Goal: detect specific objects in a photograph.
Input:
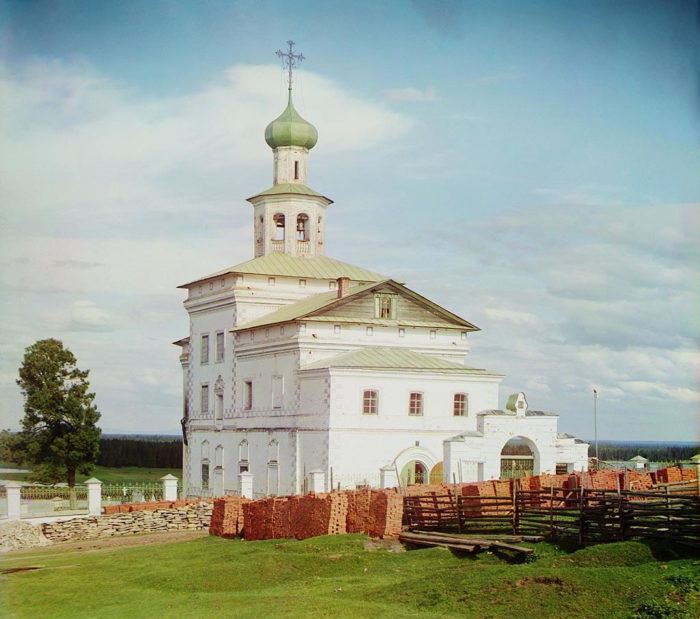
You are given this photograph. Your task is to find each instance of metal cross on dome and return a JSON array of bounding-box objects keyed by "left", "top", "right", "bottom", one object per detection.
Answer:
[{"left": 276, "top": 40, "right": 305, "bottom": 90}]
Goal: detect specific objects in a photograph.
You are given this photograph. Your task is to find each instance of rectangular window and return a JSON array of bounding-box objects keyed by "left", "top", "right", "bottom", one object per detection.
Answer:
[
  {"left": 201, "top": 462, "right": 209, "bottom": 489},
  {"left": 409, "top": 392, "right": 423, "bottom": 416},
  {"left": 453, "top": 393, "right": 468, "bottom": 417},
  {"left": 329, "top": 280, "right": 337, "bottom": 290},
  {"left": 200, "top": 384, "right": 209, "bottom": 414},
  {"left": 215, "top": 331, "right": 224, "bottom": 362},
  {"left": 200, "top": 334, "right": 209, "bottom": 364},
  {"left": 239, "top": 463, "right": 249, "bottom": 473},
  {"left": 398, "top": 328, "right": 405, "bottom": 337},
  {"left": 366, "top": 326, "right": 373, "bottom": 336},
  {"left": 461, "top": 331, "right": 468, "bottom": 341},
  {"left": 362, "top": 390, "right": 378, "bottom": 415},
  {"left": 556, "top": 463, "right": 569, "bottom": 475},
  {"left": 268, "top": 277, "right": 275, "bottom": 286},
  {"left": 299, "top": 323, "right": 307, "bottom": 334},
  {"left": 430, "top": 330, "right": 436, "bottom": 340},
  {"left": 272, "top": 376, "right": 283, "bottom": 409},
  {"left": 243, "top": 381, "right": 252, "bottom": 410},
  {"left": 375, "top": 294, "right": 396, "bottom": 319},
  {"left": 280, "top": 326, "right": 285, "bottom": 335},
  {"left": 299, "top": 279, "right": 306, "bottom": 288},
  {"left": 294, "top": 160, "right": 299, "bottom": 180},
  {"left": 334, "top": 324, "right": 341, "bottom": 335}
]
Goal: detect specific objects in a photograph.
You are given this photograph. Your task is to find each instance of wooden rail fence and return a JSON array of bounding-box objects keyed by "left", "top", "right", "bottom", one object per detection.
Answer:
[{"left": 404, "top": 484, "right": 699, "bottom": 546}]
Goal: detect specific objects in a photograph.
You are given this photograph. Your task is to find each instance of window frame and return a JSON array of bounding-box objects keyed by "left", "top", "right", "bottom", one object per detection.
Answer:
[
  {"left": 453, "top": 393, "right": 468, "bottom": 417},
  {"left": 200, "top": 333, "right": 209, "bottom": 364},
  {"left": 200, "top": 383, "right": 209, "bottom": 414},
  {"left": 215, "top": 331, "right": 224, "bottom": 362},
  {"left": 374, "top": 293, "right": 397, "bottom": 319},
  {"left": 408, "top": 392, "right": 424, "bottom": 416},
  {"left": 362, "top": 389, "right": 378, "bottom": 415},
  {"left": 243, "top": 380, "right": 253, "bottom": 411}
]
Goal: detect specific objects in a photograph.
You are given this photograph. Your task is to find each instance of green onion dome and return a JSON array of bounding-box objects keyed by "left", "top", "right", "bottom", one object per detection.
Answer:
[{"left": 264, "top": 91, "right": 318, "bottom": 150}]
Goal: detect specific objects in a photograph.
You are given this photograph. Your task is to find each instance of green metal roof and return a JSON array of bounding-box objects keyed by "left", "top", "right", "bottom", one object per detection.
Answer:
[
  {"left": 178, "top": 254, "right": 385, "bottom": 288},
  {"left": 232, "top": 278, "right": 480, "bottom": 332},
  {"left": 301, "top": 347, "right": 499, "bottom": 375},
  {"left": 247, "top": 183, "right": 332, "bottom": 203},
  {"left": 264, "top": 91, "right": 318, "bottom": 150},
  {"left": 233, "top": 281, "right": 383, "bottom": 330}
]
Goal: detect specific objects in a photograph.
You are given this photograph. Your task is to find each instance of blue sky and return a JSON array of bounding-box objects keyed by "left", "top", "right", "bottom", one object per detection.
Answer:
[{"left": 1, "top": 0, "right": 698, "bottom": 440}]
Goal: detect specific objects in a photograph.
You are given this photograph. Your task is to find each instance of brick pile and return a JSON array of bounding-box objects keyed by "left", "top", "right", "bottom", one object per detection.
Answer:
[
  {"left": 345, "top": 488, "right": 372, "bottom": 534},
  {"left": 655, "top": 466, "right": 697, "bottom": 484},
  {"left": 209, "top": 495, "right": 249, "bottom": 537},
  {"left": 365, "top": 489, "right": 403, "bottom": 539}
]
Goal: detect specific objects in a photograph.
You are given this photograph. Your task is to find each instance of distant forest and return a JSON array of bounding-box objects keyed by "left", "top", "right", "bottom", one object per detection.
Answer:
[
  {"left": 591, "top": 442, "right": 699, "bottom": 463},
  {"left": 98, "top": 437, "right": 182, "bottom": 468}
]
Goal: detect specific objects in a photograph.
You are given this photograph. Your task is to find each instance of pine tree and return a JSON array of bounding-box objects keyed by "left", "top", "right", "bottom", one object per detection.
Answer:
[{"left": 16, "top": 339, "right": 101, "bottom": 487}]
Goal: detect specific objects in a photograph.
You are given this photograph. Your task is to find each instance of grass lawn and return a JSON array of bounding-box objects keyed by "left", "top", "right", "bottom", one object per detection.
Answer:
[
  {"left": 2, "top": 534, "right": 698, "bottom": 618},
  {"left": 0, "top": 465, "right": 181, "bottom": 484}
]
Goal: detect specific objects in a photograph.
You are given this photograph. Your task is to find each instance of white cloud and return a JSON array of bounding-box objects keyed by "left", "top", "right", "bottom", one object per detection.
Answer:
[{"left": 385, "top": 87, "right": 440, "bottom": 102}]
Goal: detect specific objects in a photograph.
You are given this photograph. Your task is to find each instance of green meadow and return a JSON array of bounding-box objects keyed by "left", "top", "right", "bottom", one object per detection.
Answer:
[{"left": 2, "top": 534, "right": 697, "bottom": 618}]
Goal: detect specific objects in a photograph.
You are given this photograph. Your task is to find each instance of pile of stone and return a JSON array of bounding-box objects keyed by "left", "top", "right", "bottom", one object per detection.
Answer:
[
  {"left": 0, "top": 520, "right": 52, "bottom": 553},
  {"left": 41, "top": 503, "right": 213, "bottom": 543}
]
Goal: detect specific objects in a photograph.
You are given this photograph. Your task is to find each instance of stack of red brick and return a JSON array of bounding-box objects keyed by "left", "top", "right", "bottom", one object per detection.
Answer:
[
  {"left": 207, "top": 467, "right": 696, "bottom": 542},
  {"left": 209, "top": 494, "right": 249, "bottom": 536}
]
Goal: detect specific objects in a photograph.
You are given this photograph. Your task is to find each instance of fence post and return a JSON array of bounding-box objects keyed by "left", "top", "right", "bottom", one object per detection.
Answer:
[
  {"left": 6, "top": 481, "right": 21, "bottom": 521},
  {"left": 238, "top": 472, "right": 253, "bottom": 499},
  {"left": 85, "top": 478, "right": 102, "bottom": 516},
  {"left": 161, "top": 474, "right": 179, "bottom": 502},
  {"left": 690, "top": 454, "right": 700, "bottom": 496},
  {"left": 308, "top": 470, "right": 325, "bottom": 493}
]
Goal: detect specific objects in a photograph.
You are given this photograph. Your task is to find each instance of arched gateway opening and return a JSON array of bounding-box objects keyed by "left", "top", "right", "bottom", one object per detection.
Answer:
[
  {"left": 500, "top": 437, "right": 536, "bottom": 479},
  {"left": 400, "top": 461, "right": 428, "bottom": 485}
]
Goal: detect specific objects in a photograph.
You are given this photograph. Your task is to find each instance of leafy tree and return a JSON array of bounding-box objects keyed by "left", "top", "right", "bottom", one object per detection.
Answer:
[{"left": 16, "top": 338, "right": 101, "bottom": 487}]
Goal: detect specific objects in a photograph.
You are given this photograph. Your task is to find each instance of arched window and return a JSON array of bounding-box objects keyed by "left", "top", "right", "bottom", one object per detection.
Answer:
[
  {"left": 215, "top": 444, "right": 224, "bottom": 467},
  {"left": 268, "top": 438, "right": 279, "bottom": 464},
  {"left": 238, "top": 439, "right": 249, "bottom": 462},
  {"left": 238, "top": 439, "right": 249, "bottom": 473},
  {"left": 273, "top": 214, "right": 285, "bottom": 241},
  {"left": 296, "top": 214, "right": 309, "bottom": 241}
]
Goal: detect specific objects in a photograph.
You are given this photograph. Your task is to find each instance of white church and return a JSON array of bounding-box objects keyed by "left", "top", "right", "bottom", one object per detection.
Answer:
[{"left": 175, "top": 47, "right": 588, "bottom": 497}]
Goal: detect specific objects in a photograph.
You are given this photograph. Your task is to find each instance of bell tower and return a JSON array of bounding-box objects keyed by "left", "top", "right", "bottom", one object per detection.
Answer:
[{"left": 246, "top": 41, "right": 332, "bottom": 259}]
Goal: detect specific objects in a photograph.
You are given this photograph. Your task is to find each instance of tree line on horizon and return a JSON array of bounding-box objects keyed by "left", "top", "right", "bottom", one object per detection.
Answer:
[
  {"left": 97, "top": 437, "right": 182, "bottom": 468},
  {"left": 592, "top": 443, "right": 698, "bottom": 463}
]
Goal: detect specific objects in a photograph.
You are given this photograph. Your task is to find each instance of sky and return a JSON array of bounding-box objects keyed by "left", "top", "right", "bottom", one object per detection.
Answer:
[{"left": 0, "top": 0, "right": 698, "bottom": 441}]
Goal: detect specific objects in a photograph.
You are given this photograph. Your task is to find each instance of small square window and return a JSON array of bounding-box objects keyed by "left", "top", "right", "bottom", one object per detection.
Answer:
[
  {"left": 362, "top": 390, "right": 378, "bottom": 415},
  {"left": 329, "top": 281, "right": 337, "bottom": 289},
  {"left": 398, "top": 328, "right": 405, "bottom": 338},
  {"left": 334, "top": 325, "right": 341, "bottom": 335},
  {"left": 299, "top": 279, "right": 306, "bottom": 288},
  {"left": 268, "top": 277, "right": 275, "bottom": 286},
  {"left": 280, "top": 326, "right": 285, "bottom": 335},
  {"left": 366, "top": 326, "right": 373, "bottom": 336},
  {"left": 461, "top": 331, "right": 467, "bottom": 341},
  {"left": 430, "top": 330, "right": 436, "bottom": 340},
  {"left": 409, "top": 392, "right": 423, "bottom": 416},
  {"left": 300, "top": 323, "right": 306, "bottom": 334}
]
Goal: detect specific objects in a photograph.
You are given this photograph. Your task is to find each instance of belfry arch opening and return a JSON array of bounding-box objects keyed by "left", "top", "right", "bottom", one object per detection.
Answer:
[
  {"left": 273, "top": 214, "right": 285, "bottom": 241},
  {"left": 500, "top": 436, "right": 537, "bottom": 479},
  {"left": 296, "top": 214, "right": 309, "bottom": 242}
]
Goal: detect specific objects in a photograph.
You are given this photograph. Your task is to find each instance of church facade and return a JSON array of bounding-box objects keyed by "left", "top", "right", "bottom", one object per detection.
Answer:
[{"left": 175, "top": 65, "right": 588, "bottom": 497}]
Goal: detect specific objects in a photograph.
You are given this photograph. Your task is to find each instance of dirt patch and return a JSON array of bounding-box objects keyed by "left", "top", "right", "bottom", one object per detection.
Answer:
[
  {"left": 363, "top": 538, "right": 404, "bottom": 553},
  {"left": 515, "top": 576, "right": 564, "bottom": 587}
]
